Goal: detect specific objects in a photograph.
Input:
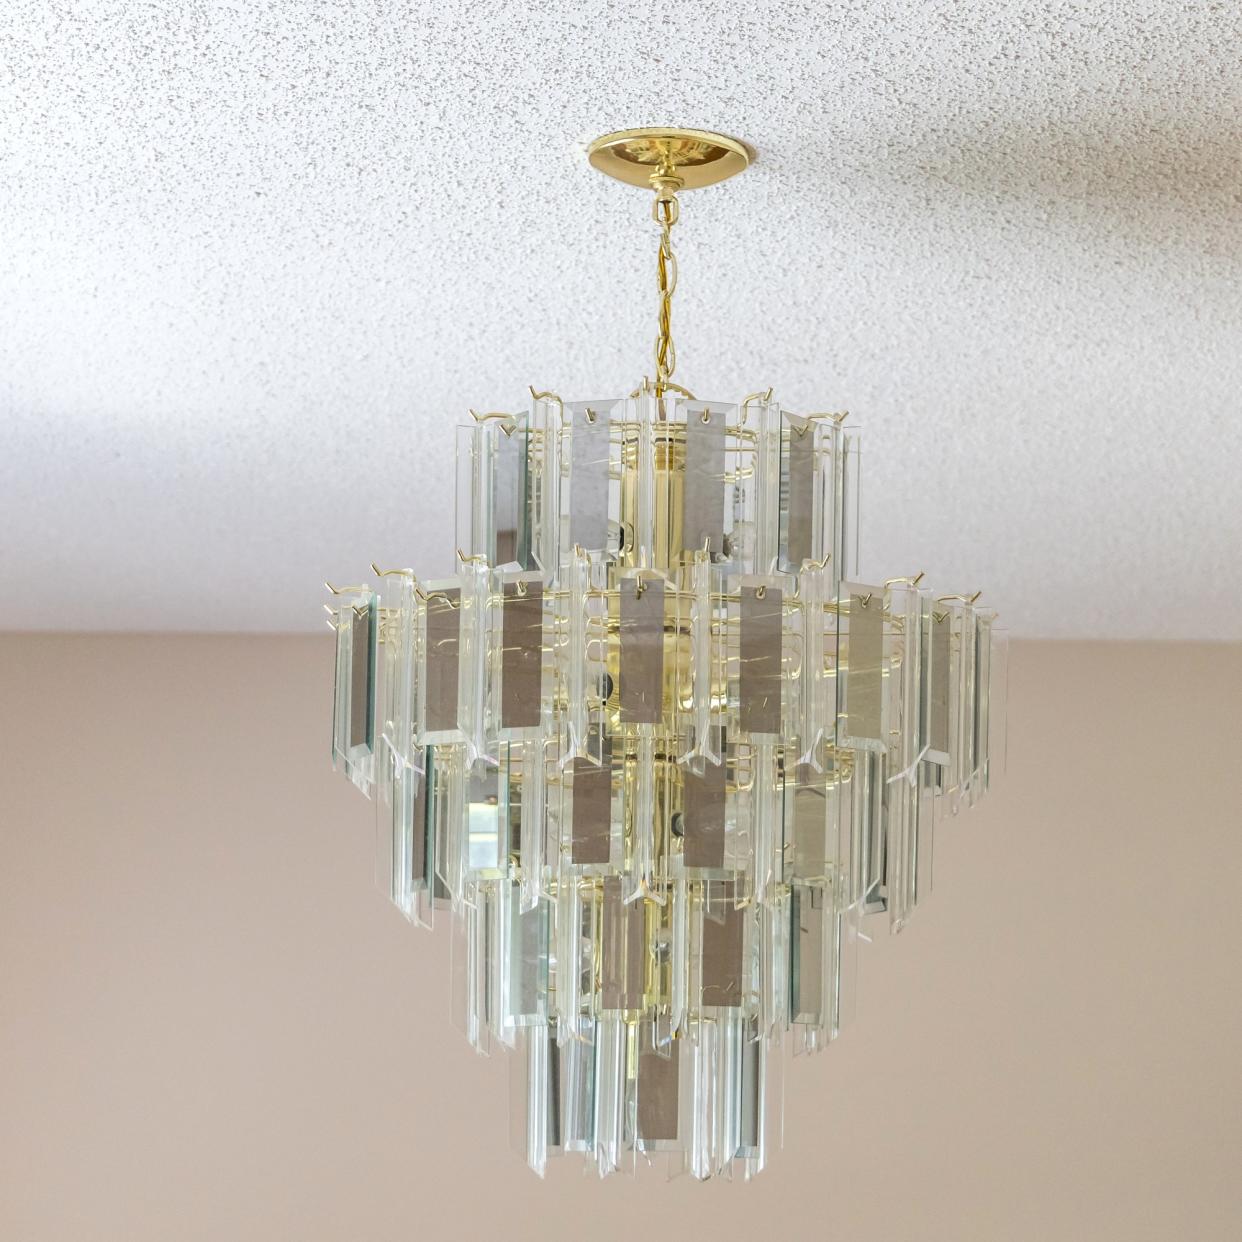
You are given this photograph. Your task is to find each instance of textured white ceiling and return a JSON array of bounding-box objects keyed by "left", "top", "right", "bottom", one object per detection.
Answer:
[{"left": 3, "top": 1, "right": 1241, "bottom": 637}]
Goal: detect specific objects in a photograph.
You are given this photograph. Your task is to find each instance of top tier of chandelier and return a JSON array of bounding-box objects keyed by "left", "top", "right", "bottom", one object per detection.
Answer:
[{"left": 328, "top": 386, "right": 1007, "bottom": 1180}]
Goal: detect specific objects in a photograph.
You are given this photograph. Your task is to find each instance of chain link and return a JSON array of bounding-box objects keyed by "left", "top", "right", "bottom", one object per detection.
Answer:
[{"left": 652, "top": 181, "right": 681, "bottom": 393}]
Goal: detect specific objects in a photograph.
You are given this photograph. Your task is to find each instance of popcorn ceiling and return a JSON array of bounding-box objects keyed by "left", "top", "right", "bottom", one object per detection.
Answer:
[{"left": 1, "top": 1, "right": 1240, "bottom": 637}]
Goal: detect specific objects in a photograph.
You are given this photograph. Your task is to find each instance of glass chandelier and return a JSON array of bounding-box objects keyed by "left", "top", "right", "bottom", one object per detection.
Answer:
[{"left": 327, "top": 128, "right": 1007, "bottom": 1180}]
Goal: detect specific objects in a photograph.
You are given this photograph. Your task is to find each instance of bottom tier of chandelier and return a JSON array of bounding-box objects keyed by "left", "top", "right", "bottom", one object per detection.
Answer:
[{"left": 328, "top": 389, "right": 1006, "bottom": 1179}]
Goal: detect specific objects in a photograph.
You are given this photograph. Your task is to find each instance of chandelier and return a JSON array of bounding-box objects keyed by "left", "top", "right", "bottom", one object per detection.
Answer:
[{"left": 327, "top": 128, "right": 1007, "bottom": 1180}]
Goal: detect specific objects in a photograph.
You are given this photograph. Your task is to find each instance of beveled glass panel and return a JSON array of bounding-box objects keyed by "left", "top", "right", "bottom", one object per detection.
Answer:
[
  {"left": 927, "top": 603, "right": 951, "bottom": 762},
  {"left": 567, "top": 401, "right": 613, "bottom": 554},
  {"left": 466, "top": 759, "right": 504, "bottom": 874},
  {"left": 618, "top": 575, "right": 664, "bottom": 725},
  {"left": 493, "top": 415, "right": 529, "bottom": 567},
  {"left": 560, "top": 1023, "right": 597, "bottom": 1152},
  {"left": 681, "top": 401, "right": 727, "bottom": 561},
  {"left": 331, "top": 589, "right": 377, "bottom": 796},
  {"left": 348, "top": 597, "right": 375, "bottom": 751},
  {"left": 503, "top": 881, "right": 549, "bottom": 1025},
  {"left": 682, "top": 727, "right": 726, "bottom": 869},
  {"left": 600, "top": 875, "right": 645, "bottom": 1011}
]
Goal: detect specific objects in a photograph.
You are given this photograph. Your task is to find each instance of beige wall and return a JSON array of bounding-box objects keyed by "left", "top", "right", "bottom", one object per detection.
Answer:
[{"left": 1, "top": 635, "right": 1239, "bottom": 1240}]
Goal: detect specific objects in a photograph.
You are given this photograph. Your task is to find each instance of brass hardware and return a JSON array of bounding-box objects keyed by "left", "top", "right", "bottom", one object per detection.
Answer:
[
  {"left": 324, "top": 581, "right": 368, "bottom": 595},
  {"left": 528, "top": 386, "right": 563, "bottom": 411},
  {"left": 739, "top": 388, "right": 773, "bottom": 428},
  {"left": 469, "top": 409, "right": 517, "bottom": 436},
  {"left": 654, "top": 182, "right": 678, "bottom": 393},
  {"left": 415, "top": 587, "right": 460, "bottom": 608},
  {"left": 587, "top": 128, "right": 751, "bottom": 191},
  {"left": 590, "top": 130, "right": 750, "bottom": 401}
]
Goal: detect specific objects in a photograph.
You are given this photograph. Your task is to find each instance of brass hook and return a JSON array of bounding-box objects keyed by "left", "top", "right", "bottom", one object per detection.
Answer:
[
  {"left": 469, "top": 409, "right": 517, "bottom": 436},
  {"left": 528, "top": 386, "right": 564, "bottom": 423},
  {"left": 738, "top": 387, "right": 773, "bottom": 428}
]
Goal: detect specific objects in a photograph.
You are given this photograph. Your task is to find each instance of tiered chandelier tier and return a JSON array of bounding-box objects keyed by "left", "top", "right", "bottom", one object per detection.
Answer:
[{"left": 327, "top": 129, "right": 1006, "bottom": 1180}]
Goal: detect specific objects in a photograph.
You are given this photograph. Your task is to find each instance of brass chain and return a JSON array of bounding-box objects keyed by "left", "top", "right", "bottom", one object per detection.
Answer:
[{"left": 651, "top": 173, "right": 682, "bottom": 393}]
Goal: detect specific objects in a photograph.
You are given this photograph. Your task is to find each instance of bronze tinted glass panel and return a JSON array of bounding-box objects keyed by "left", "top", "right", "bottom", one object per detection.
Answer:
[
  {"left": 682, "top": 731, "right": 726, "bottom": 869},
  {"left": 348, "top": 602, "right": 373, "bottom": 749},
  {"left": 619, "top": 577, "right": 664, "bottom": 725},
  {"left": 739, "top": 584, "right": 783, "bottom": 734},
  {"left": 790, "top": 884, "right": 824, "bottom": 1021},
  {"left": 425, "top": 588, "right": 461, "bottom": 733},
  {"left": 410, "top": 767, "right": 428, "bottom": 883},
  {"left": 738, "top": 1029, "right": 762, "bottom": 1151},
  {"left": 847, "top": 589, "right": 883, "bottom": 741},
  {"left": 784, "top": 414, "right": 816, "bottom": 567},
  {"left": 570, "top": 405, "right": 611, "bottom": 552},
  {"left": 637, "top": 1038, "right": 680, "bottom": 1142},
  {"left": 682, "top": 406, "right": 726, "bottom": 560},
  {"left": 791, "top": 766, "right": 827, "bottom": 880},
  {"left": 701, "top": 886, "right": 744, "bottom": 1008},
  {"left": 570, "top": 733, "right": 612, "bottom": 865},
  {"left": 544, "top": 1030, "right": 563, "bottom": 1148},
  {"left": 501, "top": 579, "right": 543, "bottom": 729}
]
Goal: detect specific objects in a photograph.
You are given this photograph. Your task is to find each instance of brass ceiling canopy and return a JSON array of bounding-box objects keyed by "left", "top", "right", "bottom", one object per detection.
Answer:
[{"left": 587, "top": 127, "right": 751, "bottom": 190}]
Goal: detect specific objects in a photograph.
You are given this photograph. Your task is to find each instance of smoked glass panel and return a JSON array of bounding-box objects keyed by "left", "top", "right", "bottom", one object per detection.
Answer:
[
  {"left": 702, "top": 884, "right": 744, "bottom": 1008},
  {"left": 682, "top": 402, "right": 727, "bottom": 561},
  {"left": 569, "top": 733, "right": 612, "bottom": 866},
  {"left": 682, "top": 727, "right": 726, "bottom": 869},
  {"left": 500, "top": 577, "right": 543, "bottom": 729},
  {"left": 739, "top": 583, "right": 782, "bottom": 735},
  {"left": 619, "top": 576, "right": 664, "bottom": 725},
  {"left": 424, "top": 585, "right": 462, "bottom": 735}
]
